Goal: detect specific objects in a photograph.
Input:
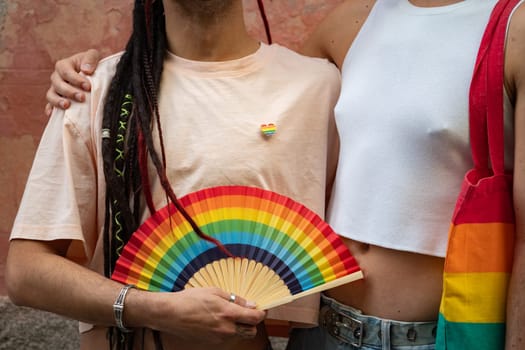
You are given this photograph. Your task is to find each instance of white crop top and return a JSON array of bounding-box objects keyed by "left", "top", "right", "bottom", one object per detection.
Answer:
[{"left": 326, "top": 0, "right": 515, "bottom": 257}]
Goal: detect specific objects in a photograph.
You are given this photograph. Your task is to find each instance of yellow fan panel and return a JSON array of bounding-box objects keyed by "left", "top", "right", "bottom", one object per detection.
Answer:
[{"left": 185, "top": 257, "right": 292, "bottom": 309}]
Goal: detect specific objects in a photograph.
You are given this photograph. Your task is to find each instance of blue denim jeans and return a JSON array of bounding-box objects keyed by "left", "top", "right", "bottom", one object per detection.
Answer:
[{"left": 286, "top": 295, "right": 436, "bottom": 350}]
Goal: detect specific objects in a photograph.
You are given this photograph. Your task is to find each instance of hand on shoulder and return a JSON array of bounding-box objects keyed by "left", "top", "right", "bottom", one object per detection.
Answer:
[{"left": 45, "top": 49, "right": 101, "bottom": 117}]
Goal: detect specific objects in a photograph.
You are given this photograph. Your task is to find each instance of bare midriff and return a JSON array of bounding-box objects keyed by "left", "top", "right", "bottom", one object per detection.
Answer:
[{"left": 325, "top": 237, "right": 445, "bottom": 322}]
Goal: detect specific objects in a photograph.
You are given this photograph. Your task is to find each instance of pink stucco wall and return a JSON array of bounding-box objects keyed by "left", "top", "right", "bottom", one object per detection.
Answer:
[{"left": 0, "top": 1, "right": 342, "bottom": 295}]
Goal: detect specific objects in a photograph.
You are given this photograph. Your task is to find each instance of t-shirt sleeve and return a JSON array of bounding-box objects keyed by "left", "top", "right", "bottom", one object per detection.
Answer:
[{"left": 10, "top": 106, "right": 98, "bottom": 264}]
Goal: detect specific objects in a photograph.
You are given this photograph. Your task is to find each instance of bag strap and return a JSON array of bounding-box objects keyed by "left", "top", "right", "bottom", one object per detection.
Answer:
[{"left": 469, "top": 0, "right": 519, "bottom": 175}]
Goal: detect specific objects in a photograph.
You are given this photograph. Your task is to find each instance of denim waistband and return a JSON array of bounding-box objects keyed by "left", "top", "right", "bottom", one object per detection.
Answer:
[{"left": 319, "top": 295, "right": 437, "bottom": 348}]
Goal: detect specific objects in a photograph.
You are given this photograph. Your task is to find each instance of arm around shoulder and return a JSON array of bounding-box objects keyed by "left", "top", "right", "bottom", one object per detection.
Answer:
[{"left": 45, "top": 49, "right": 101, "bottom": 117}]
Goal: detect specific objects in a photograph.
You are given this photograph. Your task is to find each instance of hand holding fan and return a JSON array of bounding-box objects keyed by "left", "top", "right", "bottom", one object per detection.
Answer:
[{"left": 111, "top": 186, "right": 363, "bottom": 310}]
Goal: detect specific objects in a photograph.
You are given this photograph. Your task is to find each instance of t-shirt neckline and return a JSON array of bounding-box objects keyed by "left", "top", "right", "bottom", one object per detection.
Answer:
[{"left": 165, "top": 42, "right": 270, "bottom": 77}]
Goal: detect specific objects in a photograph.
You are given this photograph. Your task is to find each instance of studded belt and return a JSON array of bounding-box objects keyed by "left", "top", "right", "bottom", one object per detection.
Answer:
[{"left": 319, "top": 299, "right": 437, "bottom": 348}]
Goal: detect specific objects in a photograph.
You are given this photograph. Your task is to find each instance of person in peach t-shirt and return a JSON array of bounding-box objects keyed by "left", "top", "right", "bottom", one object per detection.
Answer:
[
  {"left": 6, "top": 1, "right": 340, "bottom": 350},
  {"left": 43, "top": 1, "right": 525, "bottom": 350}
]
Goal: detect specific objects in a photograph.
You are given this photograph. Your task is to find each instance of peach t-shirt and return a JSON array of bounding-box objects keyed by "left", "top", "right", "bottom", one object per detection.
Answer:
[{"left": 11, "top": 43, "right": 341, "bottom": 333}]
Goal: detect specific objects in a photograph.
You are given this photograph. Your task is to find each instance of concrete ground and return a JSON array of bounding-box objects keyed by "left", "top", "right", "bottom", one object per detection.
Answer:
[
  {"left": 0, "top": 296, "right": 287, "bottom": 350},
  {"left": 0, "top": 296, "right": 79, "bottom": 350}
]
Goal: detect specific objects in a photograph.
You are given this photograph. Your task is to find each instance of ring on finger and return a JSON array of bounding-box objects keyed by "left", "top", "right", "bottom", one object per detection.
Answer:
[{"left": 229, "top": 293, "right": 236, "bottom": 303}]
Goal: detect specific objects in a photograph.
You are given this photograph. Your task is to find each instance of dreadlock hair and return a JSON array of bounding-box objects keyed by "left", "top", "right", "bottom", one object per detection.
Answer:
[
  {"left": 101, "top": 1, "right": 273, "bottom": 348},
  {"left": 101, "top": 1, "right": 235, "bottom": 349},
  {"left": 101, "top": 0, "right": 164, "bottom": 347}
]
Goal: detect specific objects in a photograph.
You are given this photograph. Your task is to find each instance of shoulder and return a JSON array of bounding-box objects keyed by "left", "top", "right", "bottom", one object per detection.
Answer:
[
  {"left": 81, "top": 52, "right": 124, "bottom": 117},
  {"left": 300, "top": 0, "right": 376, "bottom": 68},
  {"left": 64, "top": 52, "right": 124, "bottom": 140},
  {"left": 268, "top": 43, "right": 341, "bottom": 88},
  {"left": 88, "top": 52, "right": 124, "bottom": 88},
  {"left": 269, "top": 44, "right": 338, "bottom": 70},
  {"left": 505, "top": 1, "right": 525, "bottom": 99}
]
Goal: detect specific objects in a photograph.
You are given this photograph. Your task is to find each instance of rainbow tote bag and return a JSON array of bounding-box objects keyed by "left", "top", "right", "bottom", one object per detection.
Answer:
[{"left": 435, "top": 1, "right": 519, "bottom": 349}]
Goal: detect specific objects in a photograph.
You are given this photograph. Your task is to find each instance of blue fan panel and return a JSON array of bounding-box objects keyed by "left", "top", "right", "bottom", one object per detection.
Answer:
[{"left": 171, "top": 244, "right": 303, "bottom": 294}]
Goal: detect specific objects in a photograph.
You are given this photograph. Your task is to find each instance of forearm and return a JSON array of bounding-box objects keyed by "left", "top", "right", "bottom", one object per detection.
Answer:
[
  {"left": 6, "top": 239, "right": 266, "bottom": 343},
  {"left": 6, "top": 239, "right": 132, "bottom": 327}
]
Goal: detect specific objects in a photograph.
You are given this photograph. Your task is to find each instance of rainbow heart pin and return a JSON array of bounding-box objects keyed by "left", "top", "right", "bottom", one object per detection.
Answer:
[{"left": 260, "top": 123, "right": 276, "bottom": 136}]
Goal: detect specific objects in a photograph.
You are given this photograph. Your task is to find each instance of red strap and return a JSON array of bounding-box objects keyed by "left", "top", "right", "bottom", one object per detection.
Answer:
[
  {"left": 257, "top": 0, "right": 272, "bottom": 44},
  {"left": 469, "top": 0, "right": 519, "bottom": 175}
]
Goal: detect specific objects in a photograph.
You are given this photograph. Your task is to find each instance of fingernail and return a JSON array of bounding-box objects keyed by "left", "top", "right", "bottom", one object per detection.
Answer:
[
  {"left": 81, "top": 63, "right": 92, "bottom": 71},
  {"left": 75, "top": 92, "right": 84, "bottom": 102},
  {"left": 81, "top": 82, "right": 91, "bottom": 91},
  {"left": 246, "top": 300, "right": 256, "bottom": 308},
  {"left": 59, "top": 100, "right": 68, "bottom": 109}
]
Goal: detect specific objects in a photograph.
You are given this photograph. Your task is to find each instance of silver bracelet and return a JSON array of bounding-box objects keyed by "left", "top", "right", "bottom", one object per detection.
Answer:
[{"left": 113, "top": 284, "right": 135, "bottom": 333}]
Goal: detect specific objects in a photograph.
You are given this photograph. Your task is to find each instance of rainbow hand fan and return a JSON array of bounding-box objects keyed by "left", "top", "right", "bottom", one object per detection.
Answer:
[{"left": 111, "top": 186, "right": 363, "bottom": 309}]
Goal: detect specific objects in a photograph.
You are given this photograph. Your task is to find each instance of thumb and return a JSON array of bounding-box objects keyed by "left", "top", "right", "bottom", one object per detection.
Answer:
[{"left": 79, "top": 49, "right": 101, "bottom": 75}]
